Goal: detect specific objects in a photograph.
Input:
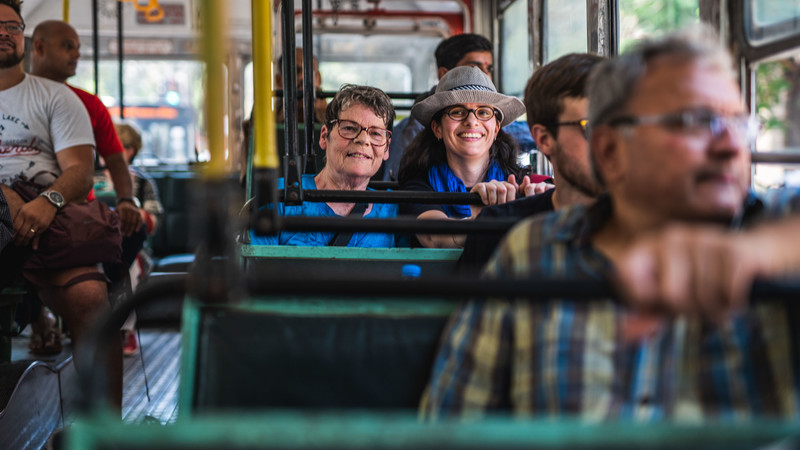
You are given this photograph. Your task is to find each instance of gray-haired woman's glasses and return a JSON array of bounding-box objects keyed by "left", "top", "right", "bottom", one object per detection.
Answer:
[
  {"left": 331, "top": 119, "right": 391, "bottom": 146},
  {"left": 445, "top": 106, "right": 501, "bottom": 122}
]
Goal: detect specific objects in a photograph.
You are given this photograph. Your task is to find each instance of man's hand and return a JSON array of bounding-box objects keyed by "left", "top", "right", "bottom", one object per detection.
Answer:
[
  {"left": 517, "top": 175, "right": 555, "bottom": 197},
  {"left": 12, "top": 197, "right": 58, "bottom": 249},
  {"left": 116, "top": 200, "right": 142, "bottom": 236},
  {"left": 611, "top": 224, "right": 767, "bottom": 323}
]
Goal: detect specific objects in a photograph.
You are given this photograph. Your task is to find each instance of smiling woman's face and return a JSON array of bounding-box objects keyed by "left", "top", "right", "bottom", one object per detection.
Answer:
[
  {"left": 319, "top": 102, "right": 390, "bottom": 180},
  {"left": 431, "top": 102, "right": 500, "bottom": 162}
]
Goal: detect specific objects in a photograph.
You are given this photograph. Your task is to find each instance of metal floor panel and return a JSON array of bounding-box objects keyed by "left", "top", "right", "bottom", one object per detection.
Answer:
[{"left": 122, "top": 329, "right": 181, "bottom": 425}]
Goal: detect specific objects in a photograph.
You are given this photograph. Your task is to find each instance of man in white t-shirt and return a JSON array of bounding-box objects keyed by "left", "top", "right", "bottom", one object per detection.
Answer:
[{"left": 0, "top": 0, "right": 122, "bottom": 409}]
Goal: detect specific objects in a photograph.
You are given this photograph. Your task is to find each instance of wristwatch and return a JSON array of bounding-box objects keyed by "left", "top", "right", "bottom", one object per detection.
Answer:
[
  {"left": 117, "top": 196, "right": 141, "bottom": 208},
  {"left": 40, "top": 190, "right": 65, "bottom": 209}
]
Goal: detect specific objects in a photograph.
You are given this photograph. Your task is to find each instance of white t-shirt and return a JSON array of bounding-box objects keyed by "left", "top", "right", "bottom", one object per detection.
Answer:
[{"left": 0, "top": 74, "right": 95, "bottom": 186}]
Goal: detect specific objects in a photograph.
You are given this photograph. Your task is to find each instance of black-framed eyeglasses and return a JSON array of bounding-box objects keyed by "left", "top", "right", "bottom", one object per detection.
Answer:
[
  {"left": 556, "top": 119, "right": 589, "bottom": 139},
  {"left": 444, "top": 106, "right": 501, "bottom": 122},
  {"left": 608, "top": 109, "right": 761, "bottom": 144},
  {"left": 330, "top": 119, "right": 391, "bottom": 146},
  {"left": 0, "top": 21, "right": 25, "bottom": 35}
]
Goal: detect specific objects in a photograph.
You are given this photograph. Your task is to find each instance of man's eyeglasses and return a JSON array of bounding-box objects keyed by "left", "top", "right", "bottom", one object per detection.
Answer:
[
  {"left": 608, "top": 109, "right": 761, "bottom": 144},
  {"left": 0, "top": 21, "right": 25, "bottom": 36},
  {"left": 445, "top": 106, "right": 502, "bottom": 122},
  {"left": 330, "top": 119, "right": 391, "bottom": 146},
  {"left": 556, "top": 119, "right": 589, "bottom": 139}
]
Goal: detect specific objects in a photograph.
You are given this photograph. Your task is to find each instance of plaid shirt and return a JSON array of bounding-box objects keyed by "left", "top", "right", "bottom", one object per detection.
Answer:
[{"left": 422, "top": 191, "right": 800, "bottom": 421}]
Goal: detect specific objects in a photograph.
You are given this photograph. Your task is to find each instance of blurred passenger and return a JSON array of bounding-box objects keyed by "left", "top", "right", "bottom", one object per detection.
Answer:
[
  {"left": 423, "top": 25, "right": 800, "bottom": 420},
  {"left": 398, "top": 66, "right": 533, "bottom": 248},
  {"left": 275, "top": 47, "right": 327, "bottom": 125},
  {"left": 97, "top": 123, "right": 163, "bottom": 356},
  {"left": 250, "top": 84, "right": 398, "bottom": 247},
  {"left": 31, "top": 20, "right": 142, "bottom": 236},
  {"left": 458, "top": 53, "right": 605, "bottom": 273},
  {"left": 0, "top": 0, "right": 122, "bottom": 408},
  {"left": 383, "top": 33, "right": 537, "bottom": 181}
]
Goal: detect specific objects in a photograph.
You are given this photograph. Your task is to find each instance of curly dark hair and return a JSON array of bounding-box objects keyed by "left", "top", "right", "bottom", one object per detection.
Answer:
[
  {"left": 0, "top": 0, "right": 22, "bottom": 16},
  {"left": 398, "top": 112, "right": 528, "bottom": 185}
]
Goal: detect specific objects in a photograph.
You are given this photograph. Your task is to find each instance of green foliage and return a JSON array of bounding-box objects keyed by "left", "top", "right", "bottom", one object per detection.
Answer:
[
  {"left": 619, "top": 0, "right": 700, "bottom": 52},
  {"left": 756, "top": 61, "right": 789, "bottom": 133}
]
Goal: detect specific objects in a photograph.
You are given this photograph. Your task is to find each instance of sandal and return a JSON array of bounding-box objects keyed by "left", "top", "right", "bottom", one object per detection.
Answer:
[
  {"left": 29, "top": 309, "right": 63, "bottom": 355},
  {"left": 29, "top": 330, "right": 63, "bottom": 355}
]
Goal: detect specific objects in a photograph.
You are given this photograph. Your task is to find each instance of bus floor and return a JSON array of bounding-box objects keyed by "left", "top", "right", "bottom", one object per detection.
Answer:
[{"left": 6, "top": 327, "right": 180, "bottom": 432}]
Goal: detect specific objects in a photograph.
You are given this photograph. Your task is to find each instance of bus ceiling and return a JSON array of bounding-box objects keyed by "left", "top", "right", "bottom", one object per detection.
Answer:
[{"left": 288, "top": 0, "right": 471, "bottom": 36}]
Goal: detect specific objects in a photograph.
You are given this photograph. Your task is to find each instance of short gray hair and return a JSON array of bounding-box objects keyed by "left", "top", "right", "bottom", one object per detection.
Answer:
[
  {"left": 324, "top": 84, "right": 395, "bottom": 132},
  {"left": 586, "top": 25, "right": 735, "bottom": 186},
  {"left": 587, "top": 24, "right": 735, "bottom": 128}
]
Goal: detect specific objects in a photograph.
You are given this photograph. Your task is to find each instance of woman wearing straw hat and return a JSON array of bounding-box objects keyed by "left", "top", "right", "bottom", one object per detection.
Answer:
[{"left": 398, "top": 66, "right": 534, "bottom": 248}]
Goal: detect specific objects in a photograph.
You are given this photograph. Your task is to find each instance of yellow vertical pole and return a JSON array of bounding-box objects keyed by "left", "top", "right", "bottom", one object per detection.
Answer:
[
  {"left": 62, "top": 0, "right": 69, "bottom": 21},
  {"left": 252, "top": 0, "right": 278, "bottom": 169},
  {"left": 200, "top": 0, "right": 228, "bottom": 180}
]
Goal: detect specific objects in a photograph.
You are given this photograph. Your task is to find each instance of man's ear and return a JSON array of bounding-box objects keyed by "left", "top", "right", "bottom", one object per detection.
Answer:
[
  {"left": 590, "top": 125, "right": 624, "bottom": 185},
  {"left": 437, "top": 67, "right": 449, "bottom": 80},
  {"left": 33, "top": 38, "right": 45, "bottom": 56},
  {"left": 319, "top": 125, "right": 329, "bottom": 151},
  {"left": 431, "top": 121, "right": 443, "bottom": 140},
  {"left": 531, "top": 124, "right": 554, "bottom": 159}
]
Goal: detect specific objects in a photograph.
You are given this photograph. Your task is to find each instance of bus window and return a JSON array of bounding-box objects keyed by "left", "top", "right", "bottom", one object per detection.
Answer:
[
  {"left": 71, "top": 59, "right": 206, "bottom": 166},
  {"left": 746, "top": 1, "right": 800, "bottom": 45},
  {"left": 752, "top": 51, "right": 800, "bottom": 190},
  {"left": 619, "top": 0, "right": 699, "bottom": 51},
  {"left": 500, "top": 0, "right": 530, "bottom": 96},
  {"left": 545, "top": 0, "right": 588, "bottom": 61}
]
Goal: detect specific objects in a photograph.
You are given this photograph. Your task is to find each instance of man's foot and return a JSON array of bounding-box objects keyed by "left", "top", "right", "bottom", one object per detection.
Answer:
[{"left": 122, "top": 329, "right": 139, "bottom": 356}]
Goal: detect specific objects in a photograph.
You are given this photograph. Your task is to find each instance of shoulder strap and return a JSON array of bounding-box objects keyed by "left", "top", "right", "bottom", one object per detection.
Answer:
[{"left": 328, "top": 203, "right": 368, "bottom": 247}]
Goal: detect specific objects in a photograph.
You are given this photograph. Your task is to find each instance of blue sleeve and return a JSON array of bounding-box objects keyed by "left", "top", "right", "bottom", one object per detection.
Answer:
[
  {"left": 249, "top": 229, "right": 279, "bottom": 245},
  {"left": 502, "top": 121, "right": 536, "bottom": 153}
]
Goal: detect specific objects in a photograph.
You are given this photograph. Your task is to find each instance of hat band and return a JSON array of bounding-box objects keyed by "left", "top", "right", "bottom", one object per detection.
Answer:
[{"left": 448, "top": 84, "right": 495, "bottom": 93}]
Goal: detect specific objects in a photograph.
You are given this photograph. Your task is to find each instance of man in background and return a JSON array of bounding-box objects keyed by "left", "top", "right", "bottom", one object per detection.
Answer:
[{"left": 382, "top": 33, "right": 536, "bottom": 181}]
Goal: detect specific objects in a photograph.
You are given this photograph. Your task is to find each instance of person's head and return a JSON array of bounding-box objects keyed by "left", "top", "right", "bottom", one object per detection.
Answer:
[
  {"left": 588, "top": 25, "right": 754, "bottom": 224},
  {"left": 115, "top": 122, "right": 143, "bottom": 164},
  {"left": 0, "top": 0, "right": 25, "bottom": 70},
  {"left": 525, "top": 53, "right": 605, "bottom": 198},
  {"left": 275, "top": 48, "right": 325, "bottom": 123},
  {"left": 275, "top": 47, "right": 321, "bottom": 90},
  {"left": 434, "top": 33, "right": 493, "bottom": 79},
  {"left": 31, "top": 20, "right": 81, "bottom": 82},
  {"left": 319, "top": 84, "right": 394, "bottom": 183},
  {"left": 399, "top": 66, "right": 526, "bottom": 183}
]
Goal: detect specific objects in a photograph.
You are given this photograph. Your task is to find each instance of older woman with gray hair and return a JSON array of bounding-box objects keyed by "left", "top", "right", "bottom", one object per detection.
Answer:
[
  {"left": 398, "top": 66, "right": 537, "bottom": 248},
  {"left": 250, "top": 84, "right": 398, "bottom": 247}
]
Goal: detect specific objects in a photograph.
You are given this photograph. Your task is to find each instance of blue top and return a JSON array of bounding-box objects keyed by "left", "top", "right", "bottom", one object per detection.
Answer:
[{"left": 250, "top": 174, "right": 398, "bottom": 247}]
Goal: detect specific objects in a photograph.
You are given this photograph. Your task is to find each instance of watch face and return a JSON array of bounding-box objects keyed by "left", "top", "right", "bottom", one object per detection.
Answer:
[
  {"left": 43, "top": 191, "right": 65, "bottom": 207},
  {"left": 49, "top": 191, "right": 64, "bottom": 204}
]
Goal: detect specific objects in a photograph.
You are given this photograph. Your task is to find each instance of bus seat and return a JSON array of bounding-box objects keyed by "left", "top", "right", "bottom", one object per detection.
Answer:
[
  {"left": 191, "top": 298, "right": 454, "bottom": 411},
  {"left": 240, "top": 245, "right": 462, "bottom": 279}
]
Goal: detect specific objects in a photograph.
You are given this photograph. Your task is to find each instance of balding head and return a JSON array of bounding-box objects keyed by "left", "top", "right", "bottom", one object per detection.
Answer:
[{"left": 31, "top": 20, "right": 81, "bottom": 83}]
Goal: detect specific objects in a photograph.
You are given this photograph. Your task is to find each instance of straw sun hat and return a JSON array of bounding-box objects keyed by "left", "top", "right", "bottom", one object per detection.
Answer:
[{"left": 411, "top": 66, "right": 525, "bottom": 128}]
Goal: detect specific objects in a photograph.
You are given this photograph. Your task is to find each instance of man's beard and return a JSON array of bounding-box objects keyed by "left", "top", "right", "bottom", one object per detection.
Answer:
[
  {"left": 0, "top": 46, "right": 23, "bottom": 69},
  {"left": 552, "top": 142, "right": 604, "bottom": 198}
]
